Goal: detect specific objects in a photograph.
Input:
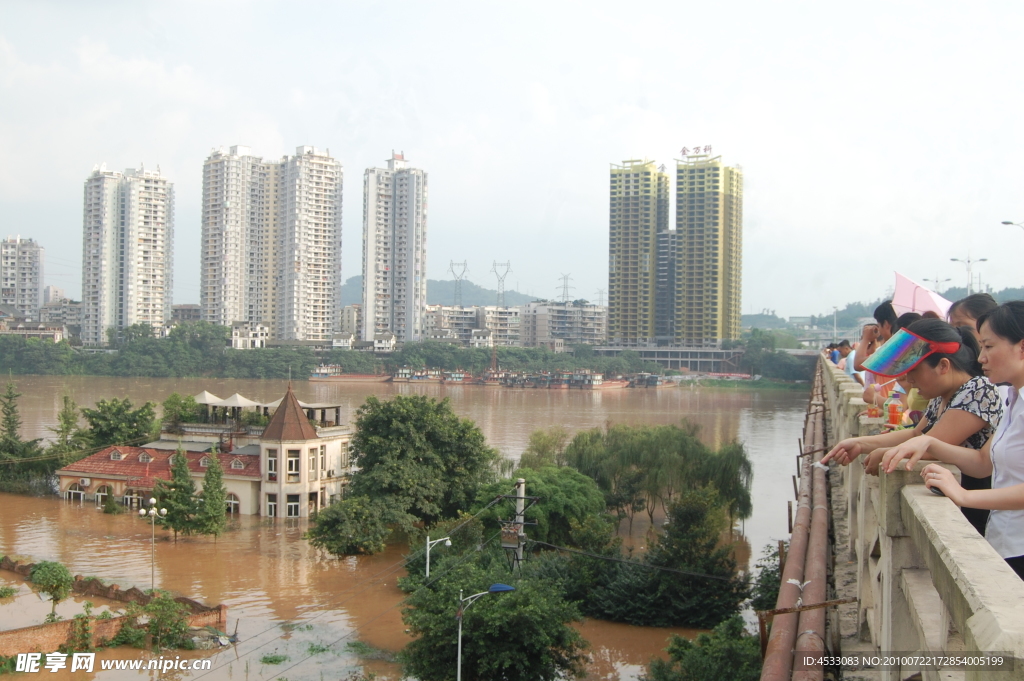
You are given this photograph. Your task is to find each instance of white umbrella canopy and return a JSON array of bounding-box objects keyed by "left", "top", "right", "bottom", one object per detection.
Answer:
[
  {"left": 216, "top": 393, "right": 261, "bottom": 408},
  {"left": 193, "top": 391, "right": 223, "bottom": 405}
]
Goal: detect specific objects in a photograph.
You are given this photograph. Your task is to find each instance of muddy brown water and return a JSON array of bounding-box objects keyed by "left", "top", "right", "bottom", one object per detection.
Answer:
[{"left": 0, "top": 376, "right": 808, "bottom": 679}]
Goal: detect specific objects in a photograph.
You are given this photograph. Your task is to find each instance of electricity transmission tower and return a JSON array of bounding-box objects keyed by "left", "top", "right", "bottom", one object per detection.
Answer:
[
  {"left": 594, "top": 288, "right": 606, "bottom": 306},
  {"left": 557, "top": 273, "right": 575, "bottom": 303},
  {"left": 491, "top": 261, "right": 512, "bottom": 307},
  {"left": 448, "top": 261, "right": 469, "bottom": 306}
]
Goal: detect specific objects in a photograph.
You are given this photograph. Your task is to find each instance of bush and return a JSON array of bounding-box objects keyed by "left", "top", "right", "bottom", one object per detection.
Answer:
[
  {"left": 750, "top": 542, "right": 786, "bottom": 611},
  {"left": 642, "top": 616, "right": 761, "bottom": 681}
]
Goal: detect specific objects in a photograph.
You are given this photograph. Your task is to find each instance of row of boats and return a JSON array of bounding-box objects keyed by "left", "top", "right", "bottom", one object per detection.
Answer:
[{"left": 309, "top": 364, "right": 675, "bottom": 389}]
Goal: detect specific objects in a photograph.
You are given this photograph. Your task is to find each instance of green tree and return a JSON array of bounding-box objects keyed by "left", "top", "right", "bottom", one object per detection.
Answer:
[
  {"left": 400, "top": 558, "right": 588, "bottom": 681},
  {"left": 750, "top": 541, "right": 786, "bottom": 612},
  {"left": 306, "top": 495, "right": 397, "bottom": 555},
  {"left": 31, "top": 561, "right": 74, "bottom": 619},
  {"left": 518, "top": 426, "right": 570, "bottom": 470},
  {"left": 0, "top": 382, "right": 46, "bottom": 479},
  {"left": 473, "top": 466, "right": 608, "bottom": 546},
  {"left": 196, "top": 453, "right": 227, "bottom": 539},
  {"left": 642, "top": 616, "right": 761, "bottom": 681},
  {"left": 155, "top": 448, "right": 198, "bottom": 541},
  {"left": 144, "top": 590, "right": 191, "bottom": 649},
  {"left": 81, "top": 398, "right": 157, "bottom": 449},
  {"left": 48, "top": 395, "right": 87, "bottom": 465},
  {"left": 349, "top": 395, "right": 499, "bottom": 526},
  {"left": 161, "top": 393, "right": 201, "bottom": 434}
]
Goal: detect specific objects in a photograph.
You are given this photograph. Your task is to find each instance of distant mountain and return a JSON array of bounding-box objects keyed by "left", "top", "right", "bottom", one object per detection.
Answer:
[{"left": 339, "top": 276, "right": 540, "bottom": 308}]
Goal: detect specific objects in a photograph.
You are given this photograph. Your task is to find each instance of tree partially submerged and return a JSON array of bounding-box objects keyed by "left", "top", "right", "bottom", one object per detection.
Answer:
[
  {"left": 81, "top": 398, "right": 157, "bottom": 449},
  {"left": 306, "top": 495, "right": 397, "bottom": 555},
  {"left": 155, "top": 448, "right": 198, "bottom": 541},
  {"left": 642, "top": 616, "right": 761, "bottom": 681},
  {"left": 196, "top": 452, "right": 227, "bottom": 539},
  {"left": 30, "top": 561, "right": 74, "bottom": 620}
]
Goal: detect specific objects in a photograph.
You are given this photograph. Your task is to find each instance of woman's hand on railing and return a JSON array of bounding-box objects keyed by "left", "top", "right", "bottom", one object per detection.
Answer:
[
  {"left": 864, "top": 448, "right": 888, "bottom": 476},
  {"left": 822, "top": 438, "right": 864, "bottom": 466},
  {"left": 882, "top": 436, "right": 934, "bottom": 474},
  {"left": 921, "top": 463, "right": 964, "bottom": 505}
]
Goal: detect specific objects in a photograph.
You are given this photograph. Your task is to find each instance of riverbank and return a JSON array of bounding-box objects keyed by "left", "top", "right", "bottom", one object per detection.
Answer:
[{"left": 685, "top": 378, "right": 810, "bottom": 391}]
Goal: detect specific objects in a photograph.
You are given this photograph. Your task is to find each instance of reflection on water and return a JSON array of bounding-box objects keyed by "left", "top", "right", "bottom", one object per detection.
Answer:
[{"left": 1, "top": 377, "right": 808, "bottom": 679}]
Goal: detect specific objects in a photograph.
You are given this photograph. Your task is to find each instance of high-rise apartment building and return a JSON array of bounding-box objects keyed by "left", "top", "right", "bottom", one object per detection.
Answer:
[
  {"left": 361, "top": 153, "right": 428, "bottom": 343},
  {"left": 200, "top": 145, "right": 343, "bottom": 341},
  {"left": 607, "top": 160, "right": 669, "bottom": 346},
  {"left": 82, "top": 165, "right": 174, "bottom": 345},
  {"left": 607, "top": 152, "right": 742, "bottom": 347},
  {"left": 0, "top": 236, "right": 44, "bottom": 318},
  {"left": 674, "top": 154, "right": 742, "bottom": 343}
]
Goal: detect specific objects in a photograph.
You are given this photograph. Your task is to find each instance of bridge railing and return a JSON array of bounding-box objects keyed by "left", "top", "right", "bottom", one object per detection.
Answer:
[{"left": 822, "top": 358, "right": 1024, "bottom": 681}]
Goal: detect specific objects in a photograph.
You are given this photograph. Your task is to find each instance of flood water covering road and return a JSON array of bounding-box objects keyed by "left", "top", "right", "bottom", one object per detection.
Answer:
[{"left": 1, "top": 376, "right": 808, "bottom": 679}]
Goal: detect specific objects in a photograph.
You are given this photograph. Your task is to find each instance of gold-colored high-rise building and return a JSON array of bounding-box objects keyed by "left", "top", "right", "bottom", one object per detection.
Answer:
[
  {"left": 607, "top": 153, "right": 742, "bottom": 347},
  {"left": 674, "top": 154, "right": 742, "bottom": 343},
  {"left": 607, "top": 159, "right": 669, "bottom": 345}
]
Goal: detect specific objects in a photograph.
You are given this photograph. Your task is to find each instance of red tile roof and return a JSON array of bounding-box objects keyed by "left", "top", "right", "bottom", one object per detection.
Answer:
[
  {"left": 57, "top": 446, "right": 261, "bottom": 490},
  {"left": 261, "top": 383, "right": 318, "bottom": 441}
]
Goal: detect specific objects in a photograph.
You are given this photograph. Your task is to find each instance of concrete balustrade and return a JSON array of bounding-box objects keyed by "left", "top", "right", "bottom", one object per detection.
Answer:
[{"left": 822, "top": 358, "right": 1024, "bottom": 680}]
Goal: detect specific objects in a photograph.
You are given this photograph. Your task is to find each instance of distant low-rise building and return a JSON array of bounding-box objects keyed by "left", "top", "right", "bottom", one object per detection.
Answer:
[
  {"left": 519, "top": 300, "right": 607, "bottom": 348},
  {"left": 39, "top": 298, "right": 82, "bottom": 339},
  {"left": 332, "top": 332, "right": 355, "bottom": 349},
  {"left": 422, "top": 305, "right": 519, "bottom": 347},
  {"left": 43, "top": 285, "right": 64, "bottom": 304},
  {"left": 231, "top": 321, "right": 269, "bottom": 349},
  {"left": 339, "top": 305, "right": 362, "bottom": 340}
]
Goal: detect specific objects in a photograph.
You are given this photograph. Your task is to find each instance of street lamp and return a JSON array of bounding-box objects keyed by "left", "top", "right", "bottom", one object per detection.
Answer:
[
  {"left": 922, "top": 276, "right": 951, "bottom": 292},
  {"left": 139, "top": 497, "right": 166, "bottom": 592},
  {"left": 1001, "top": 220, "right": 1024, "bottom": 232},
  {"left": 425, "top": 535, "right": 452, "bottom": 579},
  {"left": 950, "top": 255, "right": 987, "bottom": 295},
  {"left": 457, "top": 583, "right": 515, "bottom": 681},
  {"left": 832, "top": 307, "right": 837, "bottom": 343}
]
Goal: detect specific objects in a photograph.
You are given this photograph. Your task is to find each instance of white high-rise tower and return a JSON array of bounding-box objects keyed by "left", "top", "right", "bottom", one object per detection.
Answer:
[
  {"left": 81, "top": 165, "right": 174, "bottom": 345},
  {"left": 0, "top": 236, "right": 45, "bottom": 318},
  {"left": 200, "top": 145, "right": 343, "bottom": 341},
  {"left": 361, "top": 152, "right": 428, "bottom": 342}
]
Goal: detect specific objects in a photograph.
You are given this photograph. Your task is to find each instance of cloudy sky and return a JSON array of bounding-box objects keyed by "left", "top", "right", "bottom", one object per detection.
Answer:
[{"left": 1, "top": 1, "right": 1022, "bottom": 318}]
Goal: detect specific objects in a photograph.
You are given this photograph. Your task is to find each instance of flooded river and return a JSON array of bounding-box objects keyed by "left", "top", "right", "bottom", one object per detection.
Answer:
[{"left": 0, "top": 377, "right": 808, "bottom": 679}]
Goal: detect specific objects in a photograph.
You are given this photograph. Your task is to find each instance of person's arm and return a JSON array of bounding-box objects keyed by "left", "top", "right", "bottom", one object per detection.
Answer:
[
  {"left": 923, "top": 464, "right": 1024, "bottom": 510},
  {"left": 853, "top": 325, "right": 878, "bottom": 372},
  {"left": 882, "top": 403, "right": 994, "bottom": 473},
  {"left": 883, "top": 435, "right": 993, "bottom": 478},
  {"left": 822, "top": 426, "right": 920, "bottom": 466}
]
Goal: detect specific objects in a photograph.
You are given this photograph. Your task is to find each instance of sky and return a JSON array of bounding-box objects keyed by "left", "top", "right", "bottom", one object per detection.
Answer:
[{"left": 1, "top": 0, "right": 1023, "bottom": 318}]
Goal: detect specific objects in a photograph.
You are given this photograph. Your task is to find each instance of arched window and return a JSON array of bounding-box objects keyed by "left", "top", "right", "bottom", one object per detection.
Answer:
[
  {"left": 95, "top": 485, "right": 112, "bottom": 506},
  {"left": 199, "top": 457, "right": 210, "bottom": 467},
  {"left": 123, "top": 488, "right": 143, "bottom": 508},
  {"left": 230, "top": 459, "right": 244, "bottom": 470},
  {"left": 226, "top": 493, "right": 240, "bottom": 515},
  {"left": 65, "top": 483, "right": 84, "bottom": 502}
]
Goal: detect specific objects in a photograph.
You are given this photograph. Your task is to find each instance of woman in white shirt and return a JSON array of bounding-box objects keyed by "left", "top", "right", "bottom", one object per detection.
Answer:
[{"left": 882, "top": 301, "right": 1024, "bottom": 579}]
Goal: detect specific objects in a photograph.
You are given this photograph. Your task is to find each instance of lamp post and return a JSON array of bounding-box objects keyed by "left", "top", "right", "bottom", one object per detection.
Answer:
[
  {"left": 425, "top": 535, "right": 452, "bottom": 579},
  {"left": 950, "top": 255, "right": 987, "bottom": 295},
  {"left": 923, "top": 276, "right": 951, "bottom": 292},
  {"left": 457, "top": 583, "right": 515, "bottom": 681},
  {"left": 139, "top": 497, "right": 166, "bottom": 592},
  {"left": 832, "top": 307, "right": 837, "bottom": 343},
  {"left": 1001, "top": 220, "right": 1024, "bottom": 233}
]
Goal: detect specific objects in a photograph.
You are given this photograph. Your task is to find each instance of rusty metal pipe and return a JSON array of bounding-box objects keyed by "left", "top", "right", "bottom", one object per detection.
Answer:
[
  {"left": 761, "top": 364, "right": 826, "bottom": 681},
  {"left": 793, "top": 400, "right": 828, "bottom": 681}
]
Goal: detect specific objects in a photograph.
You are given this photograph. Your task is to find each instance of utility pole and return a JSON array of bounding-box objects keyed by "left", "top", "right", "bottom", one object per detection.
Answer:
[
  {"left": 951, "top": 254, "right": 987, "bottom": 295},
  {"left": 515, "top": 478, "right": 525, "bottom": 567},
  {"left": 491, "top": 261, "right": 512, "bottom": 307},
  {"left": 557, "top": 274, "right": 574, "bottom": 303},
  {"left": 832, "top": 307, "right": 837, "bottom": 343},
  {"left": 448, "top": 261, "right": 469, "bottom": 307}
]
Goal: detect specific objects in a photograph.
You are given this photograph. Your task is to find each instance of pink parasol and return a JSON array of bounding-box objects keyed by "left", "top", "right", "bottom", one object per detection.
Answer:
[{"left": 892, "top": 273, "right": 952, "bottom": 318}]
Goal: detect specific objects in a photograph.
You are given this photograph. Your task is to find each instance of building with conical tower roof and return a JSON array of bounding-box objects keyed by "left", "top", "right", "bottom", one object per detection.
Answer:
[{"left": 259, "top": 384, "right": 351, "bottom": 518}]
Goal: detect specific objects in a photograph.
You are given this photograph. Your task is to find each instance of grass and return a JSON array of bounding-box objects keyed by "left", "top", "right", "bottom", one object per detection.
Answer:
[
  {"left": 0, "top": 586, "right": 17, "bottom": 598},
  {"left": 261, "top": 653, "right": 289, "bottom": 665},
  {"left": 307, "top": 642, "right": 330, "bottom": 655},
  {"left": 345, "top": 640, "right": 397, "bottom": 663}
]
